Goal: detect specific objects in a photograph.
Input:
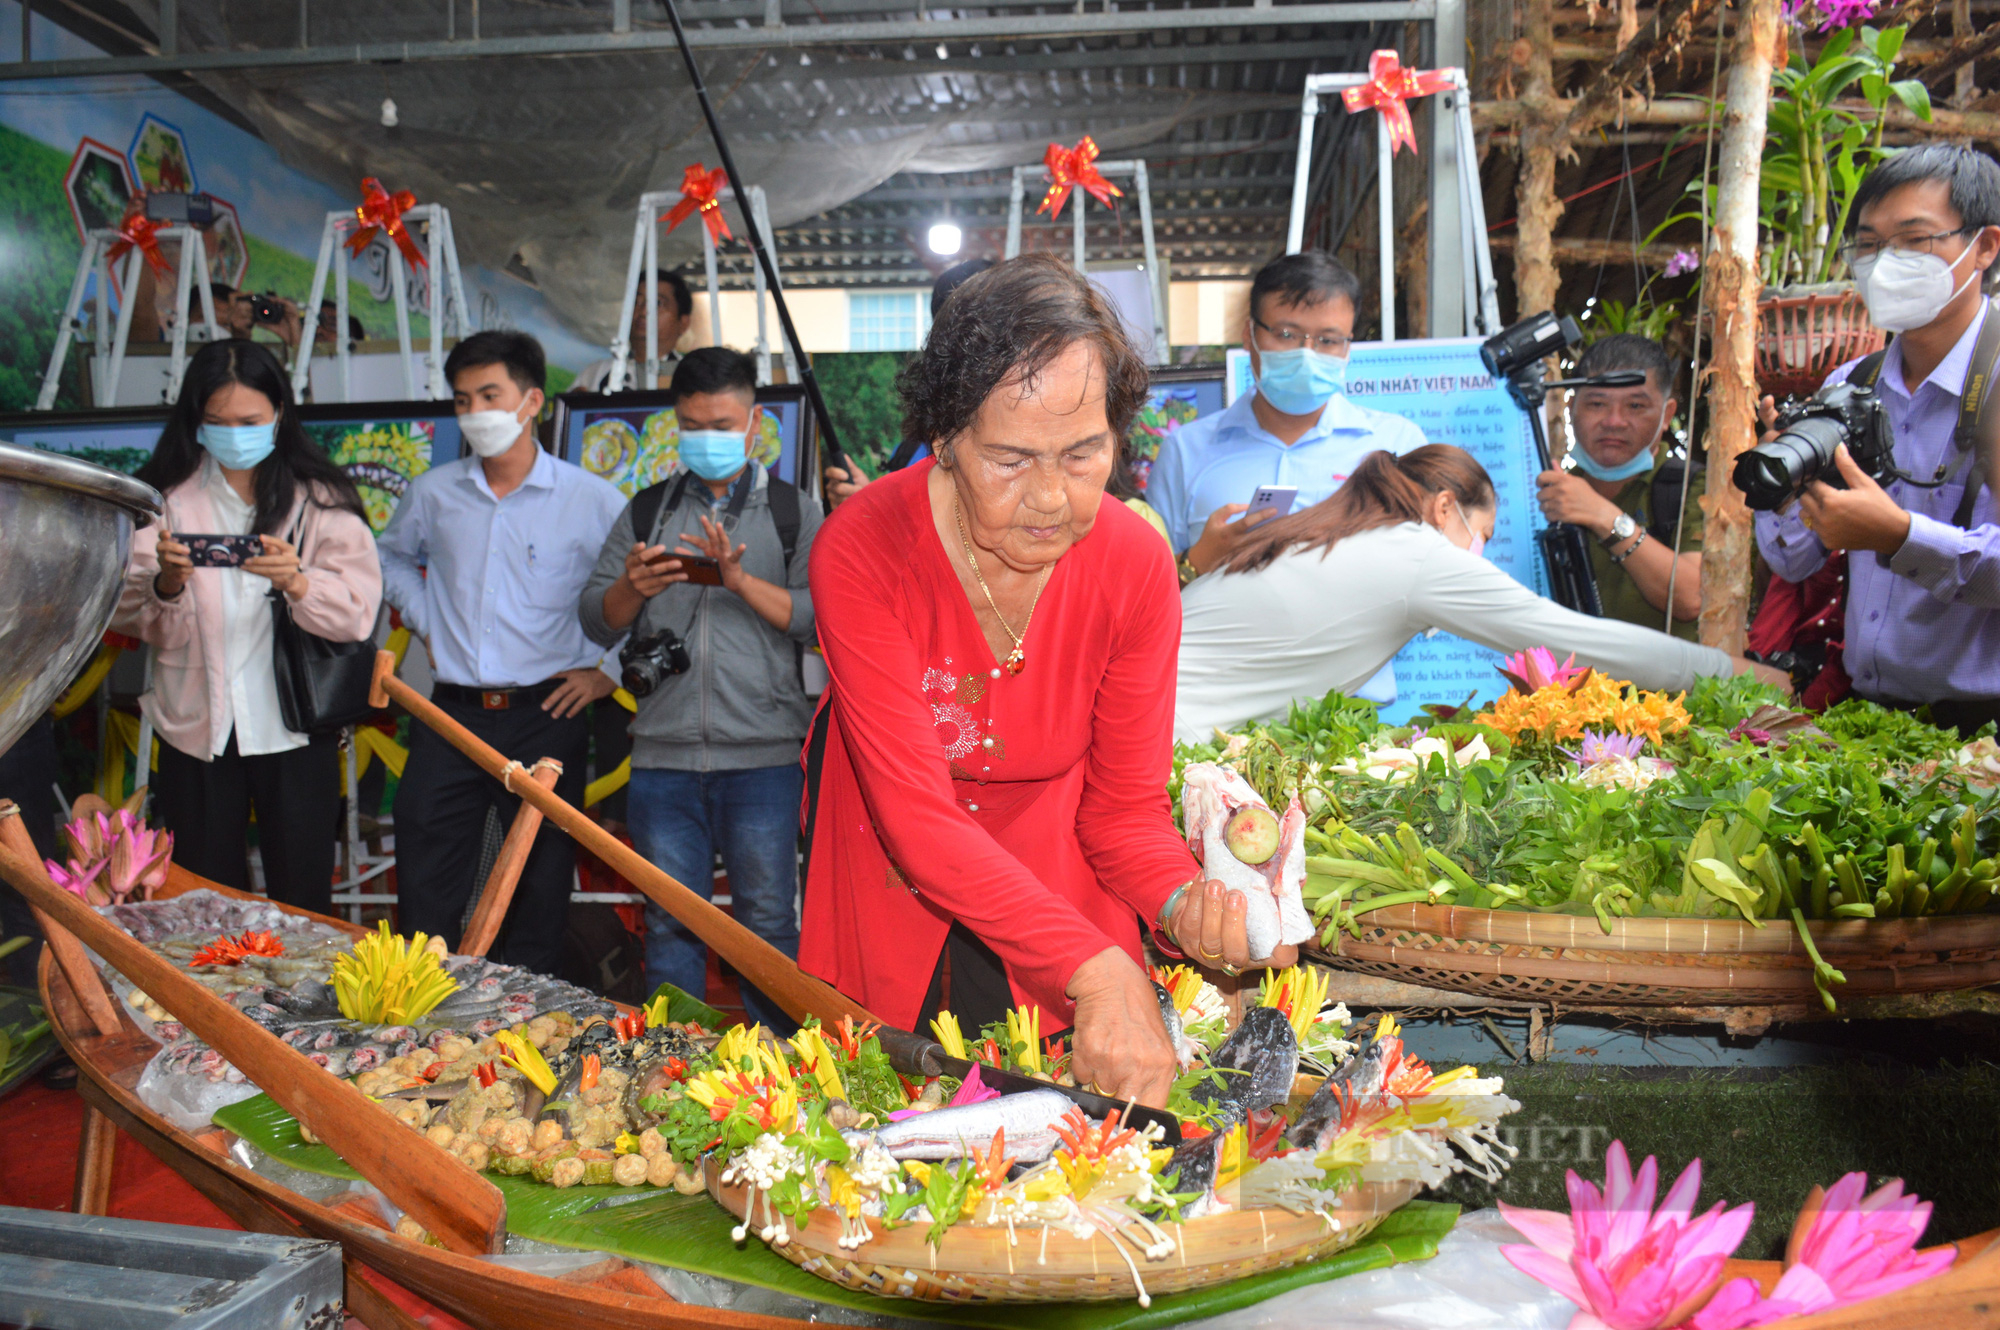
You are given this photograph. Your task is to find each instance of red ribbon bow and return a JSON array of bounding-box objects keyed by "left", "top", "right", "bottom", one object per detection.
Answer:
[
  {"left": 347, "top": 177, "right": 427, "bottom": 269},
  {"left": 1341, "top": 50, "right": 1453, "bottom": 156},
  {"left": 107, "top": 210, "right": 171, "bottom": 280},
  {"left": 1036, "top": 136, "right": 1123, "bottom": 221},
  {"left": 664, "top": 163, "right": 732, "bottom": 244}
]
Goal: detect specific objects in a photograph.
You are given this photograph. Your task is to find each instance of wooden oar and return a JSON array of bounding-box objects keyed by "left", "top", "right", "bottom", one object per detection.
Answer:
[
  {"left": 370, "top": 651, "right": 876, "bottom": 1027},
  {"left": 459, "top": 759, "right": 561, "bottom": 958},
  {"left": 0, "top": 840, "right": 508, "bottom": 1257},
  {"left": 0, "top": 803, "right": 121, "bottom": 1037}
]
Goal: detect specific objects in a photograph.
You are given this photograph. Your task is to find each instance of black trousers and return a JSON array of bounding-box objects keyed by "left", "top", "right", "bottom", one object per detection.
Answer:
[
  {"left": 392, "top": 696, "right": 588, "bottom": 976},
  {"left": 0, "top": 716, "right": 60, "bottom": 986},
  {"left": 154, "top": 731, "right": 342, "bottom": 915}
]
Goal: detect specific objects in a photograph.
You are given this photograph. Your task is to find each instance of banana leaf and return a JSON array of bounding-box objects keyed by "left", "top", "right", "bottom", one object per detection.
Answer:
[
  {"left": 644, "top": 981, "right": 727, "bottom": 1030},
  {"left": 215, "top": 1093, "right": 1457, "bottom": 1329}
]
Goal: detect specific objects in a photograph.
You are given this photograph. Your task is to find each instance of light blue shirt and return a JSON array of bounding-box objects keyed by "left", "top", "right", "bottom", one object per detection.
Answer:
[
  {"left": 1146, "top": 388, "right": 1430, "bottom": 555},
  {"left": 378, "top": 447, "right": 629, "bottom": 688},
  {"left": 1149, "top": 387, "right": 1428, "bottom": 707}
]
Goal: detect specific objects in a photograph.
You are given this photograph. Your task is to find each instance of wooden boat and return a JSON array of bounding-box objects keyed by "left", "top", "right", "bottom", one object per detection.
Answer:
[{"left": 39, "top": 867, "right": 2000, "bottom": 1330}]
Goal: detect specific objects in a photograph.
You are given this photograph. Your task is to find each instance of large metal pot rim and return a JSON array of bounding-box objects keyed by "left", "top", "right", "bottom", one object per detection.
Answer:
[{"left": 0, "top": 440, "right": 163, "bottom": 526}]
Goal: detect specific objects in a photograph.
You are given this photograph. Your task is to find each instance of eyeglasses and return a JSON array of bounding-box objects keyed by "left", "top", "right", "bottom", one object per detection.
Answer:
[
  {"left": 1251, "top": 317, "right": 1352, "bottom": 357},
  {"left": 1838, "top": 227, "right": 1977, "bottom": 264}
]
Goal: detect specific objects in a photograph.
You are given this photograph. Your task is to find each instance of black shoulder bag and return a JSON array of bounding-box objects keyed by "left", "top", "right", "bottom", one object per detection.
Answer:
[{"left": 270, "top": 505, "right": 378, "bottom": 733}]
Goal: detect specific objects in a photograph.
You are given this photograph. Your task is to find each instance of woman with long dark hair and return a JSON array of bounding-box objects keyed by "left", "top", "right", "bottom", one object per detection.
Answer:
[
  {"left": 114, "top": 339, "right": 381, "bottom": 911},
  {"left": 1175, "top": 445, "right": 1783, "bottom": 741}
]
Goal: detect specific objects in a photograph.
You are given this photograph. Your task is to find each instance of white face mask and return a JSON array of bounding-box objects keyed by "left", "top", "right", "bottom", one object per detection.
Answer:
[
  {"left": 1853, "top": 242, "right": 1979, "bottom": 334},
  {"left": 459, "top": 400, "right": 532, "bottom": 458}
]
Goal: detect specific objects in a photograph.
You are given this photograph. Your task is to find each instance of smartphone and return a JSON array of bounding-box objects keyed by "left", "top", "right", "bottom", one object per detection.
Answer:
[
  {"left": 1244, "top": 485, "right": 1298, "bottom": 521},
  {"left": 679, "top": 555, "right": 724, "bottom": 586},
  {"left": 178, "top": 534, "right": 263, "bottom": 568}
]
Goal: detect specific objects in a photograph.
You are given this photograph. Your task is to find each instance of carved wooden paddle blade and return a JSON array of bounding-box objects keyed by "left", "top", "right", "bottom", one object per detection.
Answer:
[{"left": 0, "top": 842, "right": 507, "bottom": 1256}]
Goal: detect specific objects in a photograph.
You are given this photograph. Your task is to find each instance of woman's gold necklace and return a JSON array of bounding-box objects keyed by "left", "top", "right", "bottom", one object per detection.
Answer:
[{"left": 954, "top": 497, "right": 1051, "bottom": 675}]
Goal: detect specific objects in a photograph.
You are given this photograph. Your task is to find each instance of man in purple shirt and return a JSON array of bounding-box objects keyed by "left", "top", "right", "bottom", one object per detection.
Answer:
[{"left": 1755, "top": 145, "right": 2000, "bottom": 733}]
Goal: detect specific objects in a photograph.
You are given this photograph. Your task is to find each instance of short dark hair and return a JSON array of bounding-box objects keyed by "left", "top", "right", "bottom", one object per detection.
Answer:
[
  {"left": 931, "top": 258, "right": 995, "bottom": 318},
  {"left": 1850, "top": 144, "right": 2000, "bottom": 235},
  {"left": 670, "top": 346, "right": 757, "bottom": 405},
  {"left": 898, "top": 252, "right": 1152, "bottom": 449},
  {"left": 649, "top": 270, "right": 694, "bottom": 318},
  {"left": 1577, "top": 333, "right": 1678, "bottom": 396},
  {"left": 445, "top": 330, "right": 546, "bottom": 395},
  {"left": 1249, "top": 250, "right": 1363, "bottom": 324},
  {"left": 191, "top": 281, "right": 235, "bottom": 313}
]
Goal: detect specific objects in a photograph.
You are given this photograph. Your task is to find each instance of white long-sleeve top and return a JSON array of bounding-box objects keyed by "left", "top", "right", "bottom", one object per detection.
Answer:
[{"left": 1175, "top": 521, "right": 1734, "bottom": 743}]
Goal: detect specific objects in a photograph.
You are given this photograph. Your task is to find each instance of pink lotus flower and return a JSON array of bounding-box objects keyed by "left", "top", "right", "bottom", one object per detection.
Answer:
[
  {"left": 1500, "top": 647, "right": 1589, "bottom": 696},
  {"left": 946, "top": 1064, "right": 1002, "bottom": 1108},
  {"left": 1563, "top": 730, "right": 1650, "bottom": 767},
  {"left": 104, "top": 816, "right": 173, "bottom": 903},
  {"left": 61, "top": 810, "right": 116, "bottom": 865},
  {"left": 46, "top": 856, "right": 110, "bottom": 906},
  {"left": 1500, "top": 1140, "right": 1754, "bottom": 1330}
]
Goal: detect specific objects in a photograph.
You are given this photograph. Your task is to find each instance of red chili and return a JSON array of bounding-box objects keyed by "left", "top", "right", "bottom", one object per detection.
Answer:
[
  {"left": 417, "top": 1060, "right": 445, "bottom": 1083},
  {"left": 474, "top": 1061, "right": 498, "bottom": 1088},
  {"left": 663, "top": 1056, "right": 689, "bottom": 1081}
]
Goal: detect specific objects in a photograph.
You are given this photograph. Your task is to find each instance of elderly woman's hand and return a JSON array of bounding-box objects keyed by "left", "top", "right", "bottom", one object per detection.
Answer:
[
  {"left": 1168, "top": 879, "right": 1300, "bottom": 974},
  {"left": 1066, "top": 947, "right": 1177, "bottom": 1108}
]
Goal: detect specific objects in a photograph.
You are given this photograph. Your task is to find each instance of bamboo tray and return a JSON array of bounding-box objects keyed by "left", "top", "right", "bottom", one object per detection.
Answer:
[
  {"left": 38, "top": 870, "right": 2000, "bottom": 1327},
  {"left": 704, "top": 1161, "right": 1415, "bottom": 1304},
  {"left": 1308, "top": 905, "right": 2000, "bottom": 1006}
]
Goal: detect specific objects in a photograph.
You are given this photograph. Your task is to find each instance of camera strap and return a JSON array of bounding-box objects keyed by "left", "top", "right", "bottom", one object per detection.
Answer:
[{"left": 1948, "top": 298, "right": 2000, "bottom": 529}]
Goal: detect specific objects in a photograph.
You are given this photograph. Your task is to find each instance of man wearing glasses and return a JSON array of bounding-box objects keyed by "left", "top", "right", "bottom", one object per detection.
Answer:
[
  {"left": 1150, "top": 250, "right": 1426, "bottom": 571},
  {"left": 1755, "top": 144, "right": 2000, "bottom": 732}
]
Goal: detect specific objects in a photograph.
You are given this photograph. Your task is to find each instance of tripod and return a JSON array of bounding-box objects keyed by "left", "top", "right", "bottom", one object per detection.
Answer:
[{"left": 1501, "top": 365, "right": 1646, "bottom": 618}]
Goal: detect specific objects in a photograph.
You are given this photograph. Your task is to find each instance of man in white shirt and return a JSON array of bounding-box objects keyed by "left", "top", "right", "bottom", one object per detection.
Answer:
[
  {"left": 378, "top": 331, "right": 626, "bottom": 974},
  {"left": 1147, "top": 250, "right": 1426, "bottom": 703},
  {"left": 575, "top": 270, "right": 695, "bottom": 394}
]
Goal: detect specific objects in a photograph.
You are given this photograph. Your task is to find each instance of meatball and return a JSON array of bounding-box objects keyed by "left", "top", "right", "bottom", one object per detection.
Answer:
[{"left": 613, "top": 1153, "right": 649, "bottom": 1187}]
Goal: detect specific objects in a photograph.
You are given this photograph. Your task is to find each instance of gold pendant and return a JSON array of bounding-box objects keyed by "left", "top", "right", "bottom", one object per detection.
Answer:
[{"left": 1004, "top": 647, "right": 1026, "bottom": 676}]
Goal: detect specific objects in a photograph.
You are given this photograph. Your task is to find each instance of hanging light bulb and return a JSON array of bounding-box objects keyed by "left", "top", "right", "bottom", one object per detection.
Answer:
[{"left": 927, "top": 222, "right": 963, "bottom": 256}]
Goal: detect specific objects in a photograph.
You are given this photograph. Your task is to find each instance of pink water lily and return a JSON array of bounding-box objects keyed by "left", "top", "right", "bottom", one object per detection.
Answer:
[
  {"left": 61, "top": 810, "right": 117, "bottom": 865},
  {"left": 1500, "top": 647, "right": 1590, "bottom": 696},
  {"left": 1501, "top": 1140, "right": 1754, "bottom": 1330},
  {"left": 46, "top": 856, "right": 110, "bottom": 906},
  {"left": 104, "top": 817, "right": 173, "bottom": 903}
]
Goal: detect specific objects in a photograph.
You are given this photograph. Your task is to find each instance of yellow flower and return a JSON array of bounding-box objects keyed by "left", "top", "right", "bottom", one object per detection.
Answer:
[
  {"left": 930, "top": 1010, "right": 967, "bottom": 1060},
  {"left": 1005, "top": 1005, "right": 1042, "bottom": 1075},
  {"left": 826, "top": 1164, "right": 862, "bottom": 1217},
  {"left": 614, "top": 1132, "right": 641, "bottom": 1156},
  {"left": 1258, "top": 965, "right": 1332, "bottom": 1045},
  {"left": 493, "top": 1029, "right": 556, "bottom": 1095},
  {"left": 1374, "top": 1012, "right": 1401, "bottom": 1042},
  {"left": 790, "top": 1027, "right": 846, "bottom": 1101},
  {"left": 713, "top": 1022, "right": 765, "bottom": 1071},
  {"left": 1475, "top": 673, "right": 1691, "bottom": 747}
]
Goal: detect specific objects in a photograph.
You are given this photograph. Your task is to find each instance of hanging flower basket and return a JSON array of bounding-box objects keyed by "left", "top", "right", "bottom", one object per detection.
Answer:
[{"left": 1754, "top": 283, "right": 1885, "bottom": 400}]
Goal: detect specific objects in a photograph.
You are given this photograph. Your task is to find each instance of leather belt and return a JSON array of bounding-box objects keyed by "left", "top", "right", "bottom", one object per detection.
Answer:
[{"left": 433, "top": 680, "right": 564, "bottom": 711}]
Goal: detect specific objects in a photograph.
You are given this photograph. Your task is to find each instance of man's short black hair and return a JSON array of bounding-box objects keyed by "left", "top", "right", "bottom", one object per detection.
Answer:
[
  {"left": 670, "top": 345, "right": 757, "bottom": 405},
  {"left": 192, "top": 281, "right": 236, "bottom": 313},
  {"left": 932, "top": 258, "right": 995, "bottom": 318},
  {"left": 445, "top": 330, "right": 546, "bottom": 395},
  {"left": 1577, "top": 333, "right": 1678, "bottom": 397},
  {"left": 1849, "top": 144, "right": 2000, "bottom": 235},
  {"left": 1249, "top": 250, "right": 1363, "bottom": 324},
  {"left": 650, "top": 269, "right": 694, "bottom": 318}
]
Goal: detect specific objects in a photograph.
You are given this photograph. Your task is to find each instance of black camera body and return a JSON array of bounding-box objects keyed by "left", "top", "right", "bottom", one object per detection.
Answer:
[
  {"left": 1479, "top": 309, "right": 1582, "bottom": 383},
  {"left": 619, "top": 628, "right": 691, "bottom": 698},
  {"left": 1731, "top": 380, "right": 1897, "bottom": 512},
  {"left": 249, "top": 293, "right": 289, "bottom": 327}
]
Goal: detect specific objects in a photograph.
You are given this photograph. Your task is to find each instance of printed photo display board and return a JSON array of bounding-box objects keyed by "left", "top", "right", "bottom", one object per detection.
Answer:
[{"left": 554, "top": 387, "right": 815, "bottom": 497}]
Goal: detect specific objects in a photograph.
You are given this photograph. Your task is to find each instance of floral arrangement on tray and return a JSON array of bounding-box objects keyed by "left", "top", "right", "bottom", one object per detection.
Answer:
[
  {"left": 1175, "top": 652, "right": 2000, "bottom": 1008},
  {"left": 350, "top": 968, "right": 1517, "bottom": 1304}
]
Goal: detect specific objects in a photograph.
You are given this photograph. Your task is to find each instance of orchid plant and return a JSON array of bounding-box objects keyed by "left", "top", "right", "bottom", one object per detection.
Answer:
[
  {"left": 1502, "top": 1140, "right": 1954, "bottom": 1330},
  {"left": 46, "top": 807, "right": 173, "bottom": 906}
]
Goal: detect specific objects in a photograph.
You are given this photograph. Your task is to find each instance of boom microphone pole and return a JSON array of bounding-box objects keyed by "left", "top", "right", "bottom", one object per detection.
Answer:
[{"left": 659, "top": 0, "right": 848, "bottom": 478}]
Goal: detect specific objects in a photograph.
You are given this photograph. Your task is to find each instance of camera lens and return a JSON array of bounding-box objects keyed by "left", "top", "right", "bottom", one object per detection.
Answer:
[{"left": 1732, "top": 415, "right": 1846, "bottom": 511}]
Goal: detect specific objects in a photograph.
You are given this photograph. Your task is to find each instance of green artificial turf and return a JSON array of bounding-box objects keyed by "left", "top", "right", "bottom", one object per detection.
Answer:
[{"left": 1433, "top": 1062, "right": 2000, "bottom": 1259}]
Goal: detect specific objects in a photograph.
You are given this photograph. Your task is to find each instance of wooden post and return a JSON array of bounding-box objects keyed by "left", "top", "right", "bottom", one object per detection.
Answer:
[
  {"left": 72, "top": 1103, "right": 118, "bottom": 1215},
  {"left": 1699, "top": 0, "right": 1782, "bottom": 655},
  {"left": 458, "top": 760, "right": 563, "bottom": 958},
  {"left": 1514, "top": 0, "right": 1564, "bottom": 323}
]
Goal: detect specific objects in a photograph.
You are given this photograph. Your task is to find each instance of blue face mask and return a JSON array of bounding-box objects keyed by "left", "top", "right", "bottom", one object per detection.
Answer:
[
  {"left": 680, "top": 429, "right": 749, "bottom": 482},
  {"left": 1255, "top": 347, "right": 1349, "bottom": 416},
  {"left": 1569, "top": 442, "right": 1657, "bottom": 483},
  {"left": 197, "top": 422, "right": 277, "bottom": 471}
]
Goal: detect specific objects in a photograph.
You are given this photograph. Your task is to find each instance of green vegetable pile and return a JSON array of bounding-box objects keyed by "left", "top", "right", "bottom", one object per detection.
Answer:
[{"left": 1175, "top": 674, "right": 2000, "bottom": 1011}]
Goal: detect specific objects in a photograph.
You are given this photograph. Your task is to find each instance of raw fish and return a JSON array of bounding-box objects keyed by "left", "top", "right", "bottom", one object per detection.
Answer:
[
  {"left": 849, "top": 1088, "right": 1074, "bottom": 1162},
  {"left": 1180, "top": 764, "right": 1313, "bottom": 957}
]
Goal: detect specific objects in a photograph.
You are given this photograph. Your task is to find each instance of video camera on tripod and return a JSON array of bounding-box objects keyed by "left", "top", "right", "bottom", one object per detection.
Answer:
[{"left": 1480, "top": 311, "right": 1650, "bottom": 617}]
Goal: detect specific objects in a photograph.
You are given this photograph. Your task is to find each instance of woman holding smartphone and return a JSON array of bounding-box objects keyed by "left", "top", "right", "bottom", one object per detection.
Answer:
[{"left": 114, "top": 338, "right": 381, "bottom": 912}]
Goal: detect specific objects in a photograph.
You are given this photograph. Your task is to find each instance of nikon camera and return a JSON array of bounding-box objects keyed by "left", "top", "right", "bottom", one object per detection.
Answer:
[
  {"left": 619, "top": 628, "right": 691, "bottom": 699},
  {"left": 1731, "top": 380, "right": 1896, "bottom": 511}
]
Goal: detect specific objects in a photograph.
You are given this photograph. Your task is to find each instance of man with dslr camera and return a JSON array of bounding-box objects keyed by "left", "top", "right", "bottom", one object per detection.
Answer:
[
  {"left": 1753, "top": 145, "right": 2000, "bottom": 731},
  {"left": 581, "top": 347, "right": 823, "bottom": 1030}
]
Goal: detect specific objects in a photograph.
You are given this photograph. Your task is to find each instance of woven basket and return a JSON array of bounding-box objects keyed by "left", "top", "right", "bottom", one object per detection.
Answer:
[
  {"left": 704, "top": 1162, "right": 1419, "bottom": 1303},
  {"left": 1309, "top": 904, "right": 2000, "bottom": 1006},
  {"left": 1755, "top": 286, "right": 1885, "bottom": 399}
]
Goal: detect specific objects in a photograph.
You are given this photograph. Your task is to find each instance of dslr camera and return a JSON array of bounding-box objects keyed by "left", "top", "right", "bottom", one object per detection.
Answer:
[
  {"left": 248, "top": 292, "right": 291, "bottom": 327},
  {"left": 1732, "top": 380, "right": 1896, "bottom": 511},
  {"left": 619, "top": 628, "right": 691, "bottom": 699}
]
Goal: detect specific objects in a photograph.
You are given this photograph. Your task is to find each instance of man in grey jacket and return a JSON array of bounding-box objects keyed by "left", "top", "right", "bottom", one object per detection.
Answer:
[{"left": 580, "top": 347, "right": 822, "bottom": 1031}]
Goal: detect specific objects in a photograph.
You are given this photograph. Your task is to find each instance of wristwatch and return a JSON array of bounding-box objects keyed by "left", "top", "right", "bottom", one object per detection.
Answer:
[{"left": 1600, "top": 513, "right": 1639, "bottom": 548}]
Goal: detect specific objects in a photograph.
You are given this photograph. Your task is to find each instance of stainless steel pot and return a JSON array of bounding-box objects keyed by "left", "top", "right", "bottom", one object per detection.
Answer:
[{"left": 0, "top": 443, "right": 162, "bottom": 757}]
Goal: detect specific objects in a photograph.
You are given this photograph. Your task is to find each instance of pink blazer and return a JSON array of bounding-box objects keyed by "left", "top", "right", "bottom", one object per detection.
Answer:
[{"left": 113, "top": 477, "right": 383, "bottom": 761}]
